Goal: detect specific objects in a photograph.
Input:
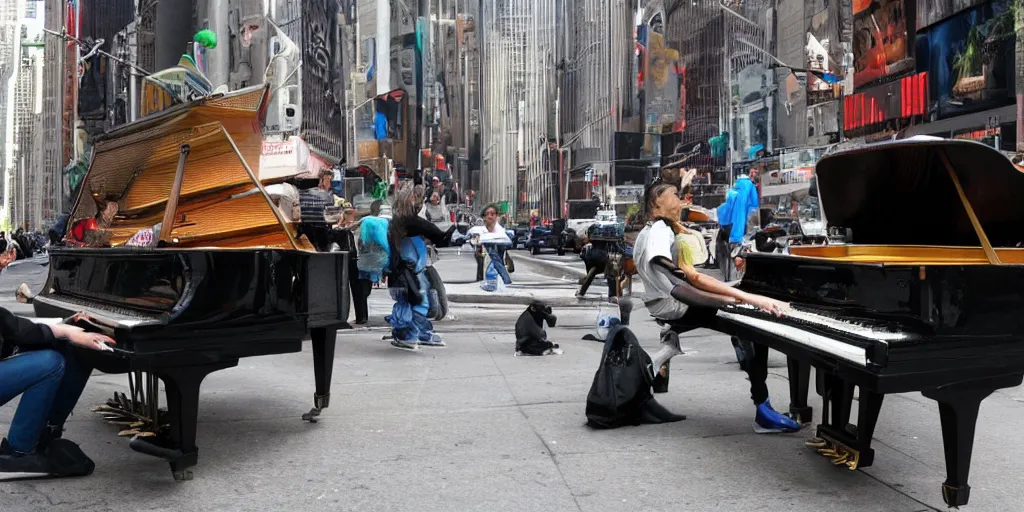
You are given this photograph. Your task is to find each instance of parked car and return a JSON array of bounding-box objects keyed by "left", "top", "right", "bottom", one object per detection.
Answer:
[
  {"left": 510, "top": 222, "right": 530, "bottom": 249},
  {"left": 525, "top": 219, "right": 570, "bottom": 255}
]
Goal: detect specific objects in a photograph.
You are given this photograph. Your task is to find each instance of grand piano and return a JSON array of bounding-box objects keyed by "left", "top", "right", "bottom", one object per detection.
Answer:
[
  {"left": 689, "top": 138, "right": 1024, "bottom": 508},
  {"left": 31, "top": 85, "right": 350, "bottom": 480}
]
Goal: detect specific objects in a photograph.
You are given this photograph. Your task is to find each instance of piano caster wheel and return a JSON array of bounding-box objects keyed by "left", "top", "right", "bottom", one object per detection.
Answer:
[
  {"left": 942, "top": 483, "right": 971, "bottom": 508},
  {"left": 301, "top": 407, "right": 322, "bottom": 423},
  {"left": 172, "top": 469, "right": 193, "bottom": 481}
]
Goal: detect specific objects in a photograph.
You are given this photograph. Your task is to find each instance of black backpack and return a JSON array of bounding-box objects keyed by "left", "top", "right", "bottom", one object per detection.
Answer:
[{"left": 585, "top": 324, "right": 685, "bottom": 429}]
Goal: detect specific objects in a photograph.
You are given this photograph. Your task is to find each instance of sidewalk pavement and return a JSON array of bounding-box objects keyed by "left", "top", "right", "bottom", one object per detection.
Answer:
[{"left": 5, "top": 313, "right": 1020, "bottom": 511}]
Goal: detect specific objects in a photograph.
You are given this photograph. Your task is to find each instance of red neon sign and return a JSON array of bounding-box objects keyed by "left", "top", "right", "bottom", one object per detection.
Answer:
[{"left": 844, "top": 72, "right": 928, "bottom": 131}]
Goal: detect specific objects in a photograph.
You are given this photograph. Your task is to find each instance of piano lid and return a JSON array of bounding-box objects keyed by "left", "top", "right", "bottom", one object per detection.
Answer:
[
  {"left": 67, "top": 85, "right": 314, "bottom": 251},
  {"left": 814, "top": 137, "right": 1024, "bottom": 248}
]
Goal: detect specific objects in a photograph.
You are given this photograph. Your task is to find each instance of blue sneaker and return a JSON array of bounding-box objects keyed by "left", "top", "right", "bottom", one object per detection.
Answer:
[{"left": 753, "top": 399, "right": 801, "bottom": 434}]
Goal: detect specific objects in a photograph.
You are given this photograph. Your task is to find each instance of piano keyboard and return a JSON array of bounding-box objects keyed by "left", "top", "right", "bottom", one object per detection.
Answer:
[
  {"left": 33, "top": 295, "right": 163, "bottom": 329},
  {"left": 781, "top": 306, "right": 908, "bottom": 342},
  {"left": 718, "top": 305, "right": 910, "bottom": 367}
]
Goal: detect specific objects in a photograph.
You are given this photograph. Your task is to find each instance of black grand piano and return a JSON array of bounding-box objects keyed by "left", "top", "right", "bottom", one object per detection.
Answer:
[
  {"left": 688, "top": 138, "right": 1024, "bottom": 508},
  {"left": 31, "top": 86, "right": 350, "bottom": 480}
]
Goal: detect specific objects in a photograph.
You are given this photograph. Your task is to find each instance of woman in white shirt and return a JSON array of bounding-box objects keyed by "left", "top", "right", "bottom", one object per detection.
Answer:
[{"left": 467, "top": 204, "right": 512, "bottom": 284}]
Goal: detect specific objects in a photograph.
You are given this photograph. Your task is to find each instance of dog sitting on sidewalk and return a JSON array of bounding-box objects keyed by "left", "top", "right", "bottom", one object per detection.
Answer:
[{"left": 514, "top": 301, "right": 562, "bottom": 356}]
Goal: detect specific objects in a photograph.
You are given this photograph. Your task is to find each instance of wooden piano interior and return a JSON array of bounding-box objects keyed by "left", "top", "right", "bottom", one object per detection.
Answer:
[{"left": 68, "top": 85, "right": 314, "bottom": 251}]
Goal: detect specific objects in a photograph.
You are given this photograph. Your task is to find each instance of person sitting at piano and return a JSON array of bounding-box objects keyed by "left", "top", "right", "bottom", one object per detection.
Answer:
[
  {"left": 67, "top": 196, "right": 118, "bottom": 247},
  {"left": 633, "top": 180, "right": 801, "bottom": 434},
  {"left": 386, "top": 186, "right": 456, "bottom": 350},
  {"left": 0, "top": 250, "right": 117, "bottom": 476}
]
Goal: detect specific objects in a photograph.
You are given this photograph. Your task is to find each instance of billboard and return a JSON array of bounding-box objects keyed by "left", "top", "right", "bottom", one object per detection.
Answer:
[
  {"left": 843, "top": 71, "right": 928, "bottom": 132},
  {"left": 917, "top": 0, "right": 987, "bottom": 30},
  {"left": 643, "top": 31, "right": 681, "bottom": 131},
  {"left": 852, "top": 0, "right": 913, "bottom": 89},
  {"left": 913, "top": 0, "right": 1016, "bottom": 120}
]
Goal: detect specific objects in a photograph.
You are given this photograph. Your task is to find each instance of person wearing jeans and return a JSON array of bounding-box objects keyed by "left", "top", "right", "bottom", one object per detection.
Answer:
[
  {"left": 0, "top": 268, "right": 117, "bottom": 478},
  {"left": 385, "top": 187, "right": 456, "bottom": 350},
  {"left": 484, "top": 243, "right": 512, "bottom": 285},
  {"left": 469, "top": 204, "right": 513, "bottom": 287}
]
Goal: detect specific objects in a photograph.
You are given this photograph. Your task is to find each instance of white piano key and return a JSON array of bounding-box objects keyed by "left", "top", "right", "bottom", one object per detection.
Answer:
[
  {"left": 730, "top": 304, "right": 908, "bottom": 342},
  {"left": 719, "top": 310, "right": 869, "bottom": 367}
]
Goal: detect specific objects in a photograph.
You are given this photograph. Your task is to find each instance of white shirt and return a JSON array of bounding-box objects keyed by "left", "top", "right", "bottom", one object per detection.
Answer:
[
  {"left": 468, "top": 223, "right": 511, "bottom": 245},
  {"left": 633, "top": 220, "right": 688, "bottom": 319}
]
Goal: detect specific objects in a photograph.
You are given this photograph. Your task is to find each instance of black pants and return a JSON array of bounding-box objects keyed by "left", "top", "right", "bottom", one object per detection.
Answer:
[
  {"left": 669, "top": 309, "right": 768, "bottom": 405},
  {"left": 300, "top": 223, "right": 332, "bottom": 252},
  {"left": 348, "top": 259, "right": 371, "bottom": 323},
  {"left": 330, "top": 229, "right": 371, "bottom": 323},
  {"left": 745, "top": 340, "right": 770, "bottom": 405},
  {"left": 475, "top": 247, "right": 485, "bottom": 281}
]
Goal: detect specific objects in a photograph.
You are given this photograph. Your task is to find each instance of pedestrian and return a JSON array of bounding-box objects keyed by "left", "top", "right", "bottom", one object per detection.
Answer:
[
  {"left": 421, "top": 192, "right": 449, "bottom": 226},
  {"left": 332, "top": 203, "right": 371, "bottom": 325},
  {"left": 716, "top": 170, "right": 759, "bottom": 281},
  {"left": 298, "top": 169, "right": 339, "bottom": 251},
  {"left": 385, "top": 186, "right": 456, "bottom": 350},
  {"left": 467, "top": 204, "right": 513, "bottom": 287}
]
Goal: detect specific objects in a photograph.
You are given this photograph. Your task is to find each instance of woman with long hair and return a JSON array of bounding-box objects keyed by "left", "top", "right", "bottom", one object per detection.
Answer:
[
  {"left": 631, "top": 180, "right": 800, "bottom": 433},
  {"left": 386, "top": 186, "right": 456, "bottom": 350}
]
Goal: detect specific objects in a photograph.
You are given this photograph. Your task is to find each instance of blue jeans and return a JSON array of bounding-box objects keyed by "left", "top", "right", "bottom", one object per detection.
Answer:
[
  {"left": 485, "top": 245, "right": 512, "bottom": 284},
  {"left": 386, "top": 285, "right": 435, "bottom": 343},
  {"left": 0, "top": 343, "right": 92, "bottom": 453}
]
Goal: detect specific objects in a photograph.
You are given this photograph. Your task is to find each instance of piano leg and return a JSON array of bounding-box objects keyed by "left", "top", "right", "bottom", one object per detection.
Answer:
[
  {"left": 303, "top": 327, "right": 338, "bottom": 423},
  {"left": 824, "top": 373, "right": 856, "bottom": 432},
  {"left": 922, "top": 373, "right": 1024, "bottom": 508},
  {"left": 785, "top": 358, "right": 813, "bottom": 424},
  {"left": 130, "top": 361, "right": 237, "bottom": 481}
]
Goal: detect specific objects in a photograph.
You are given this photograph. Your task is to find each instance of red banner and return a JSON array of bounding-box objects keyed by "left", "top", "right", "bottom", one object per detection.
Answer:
[{"left": 844, "top": 72, "right": 927, "bottom": 132}]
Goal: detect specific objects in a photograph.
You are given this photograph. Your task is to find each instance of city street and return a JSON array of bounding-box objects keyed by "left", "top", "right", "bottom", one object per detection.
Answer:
[{"left": 0, "top": 248, "right": 1023, "bottom": 512}]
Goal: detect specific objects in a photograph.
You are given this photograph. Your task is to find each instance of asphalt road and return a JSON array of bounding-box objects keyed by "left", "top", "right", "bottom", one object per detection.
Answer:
[{"left": 0, "top": 250, "right": 1021, "bottom": 511}]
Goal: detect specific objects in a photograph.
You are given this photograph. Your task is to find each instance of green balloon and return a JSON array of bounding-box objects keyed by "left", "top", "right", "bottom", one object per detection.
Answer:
[{"left": 194, "top": 29, "right": 218, "bottom": 49}]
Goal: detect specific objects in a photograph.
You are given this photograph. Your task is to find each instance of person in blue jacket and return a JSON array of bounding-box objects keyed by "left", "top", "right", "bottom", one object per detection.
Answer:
[
  {"left": 385, "top": 186, "right": 456, "bottom": 350},
  {"left": 716, "top": 172, "right": 759, "bottom": 281}
]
